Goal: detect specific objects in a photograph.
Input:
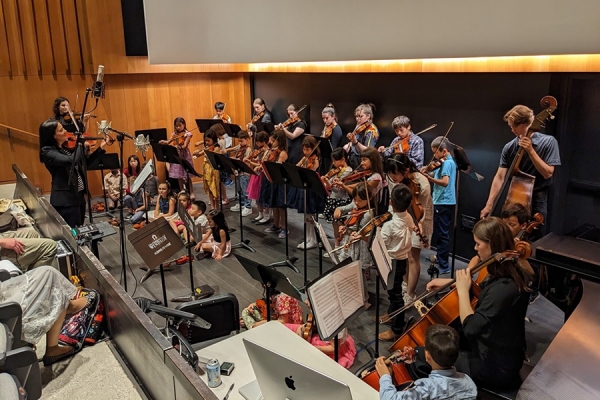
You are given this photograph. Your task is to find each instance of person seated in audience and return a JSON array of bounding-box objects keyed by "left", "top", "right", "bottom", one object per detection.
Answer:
[
  {"left": 103, "top": 168, "right": 127, "bottom": 210},
  {"left": 142, "top": 162, "right": 160, "bottom": 206},
  {"left": 168, "top": 191, "right": 192, "bottom": 239},
  {"left": 0, "top": 228, "right": 57, "bottom": 272},
  {"left": 0, "top": 263, "right": 91, "bottom": 366},
  {"left": 376, "top": 325, "right": 477, "bottom": 400},
  {"left": 194, "top": 210, "right": 231, "bottom": 260},
  {"left": 123, "top": 155, "right": 141, "bottom": 181},
  {"left": 147, "top": 182, "right": 177, "bottom": 221}
]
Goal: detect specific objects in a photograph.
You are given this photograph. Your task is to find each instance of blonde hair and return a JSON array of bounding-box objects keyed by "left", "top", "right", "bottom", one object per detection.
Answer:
[
  {"left": 503, "top": 105, "right": 534, "bottom": 127},
  {"left": 355, "top": 103, "right": 375, "bottom": 121}
]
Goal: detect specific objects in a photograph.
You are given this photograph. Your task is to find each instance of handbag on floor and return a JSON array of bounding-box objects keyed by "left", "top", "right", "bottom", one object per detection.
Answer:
[{"left": 58, "top": 288, "right": 102, "bottom": 351}]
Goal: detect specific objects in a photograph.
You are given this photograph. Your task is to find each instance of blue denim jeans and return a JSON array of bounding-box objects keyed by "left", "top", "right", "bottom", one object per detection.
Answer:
[
  {"left": 238, "top": 174, "right": 251, "bottom": 208},
  {"left": 433, "top": 204, "right": 455, "bottom": 270}
]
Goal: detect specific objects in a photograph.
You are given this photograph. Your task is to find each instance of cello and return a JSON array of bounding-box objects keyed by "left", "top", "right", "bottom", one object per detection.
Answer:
[{"left": 490, "top": 96, "right": 558, "bottom": 215}]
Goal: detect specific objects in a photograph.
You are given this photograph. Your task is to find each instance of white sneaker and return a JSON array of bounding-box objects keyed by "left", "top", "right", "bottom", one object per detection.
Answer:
[
  {"left": 403, "top": 293, "right": 416, "bottom": 305},
  {"left": 401, "top": 281, "right": 408, "bottom": 295},
  {"left": 323, "top": 252, "right": 330, "bottom": 258},
  {"left": 230, "top": 204, "right": 241, "bottom": 212},
  {"left": 241, "top": 207, "right": 252, "bottom": 217},
  {"left": 297, "top": 241, "right": 317, "bottom": 250},
  {"left": 257, "top": 216, "right": 271, "bottom": 224}
]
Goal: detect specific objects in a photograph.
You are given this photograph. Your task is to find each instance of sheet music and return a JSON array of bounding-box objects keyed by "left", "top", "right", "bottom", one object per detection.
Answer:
[
  {"left": 315, "top": 221, "right": 338, "bottom": 264},
  {"left": 370, "top": 227, "right": 393, "bottom": 290},
  {"left": 131, "top": 159, "right": 153, "bottom": 194},
  {"left": 307, "top": 260, "right": 363, "bottom": 339}
]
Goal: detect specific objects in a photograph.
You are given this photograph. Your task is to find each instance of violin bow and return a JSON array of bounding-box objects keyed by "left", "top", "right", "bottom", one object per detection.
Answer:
[
  {"left": 382, "top": 124, "right": 438, "bottom": 153},
  {"left": 423, "top": 122, "right": 453, "bottom": 170}
]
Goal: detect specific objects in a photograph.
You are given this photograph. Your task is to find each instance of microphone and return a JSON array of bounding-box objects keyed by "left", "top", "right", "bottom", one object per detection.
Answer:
[
  {"left": 429, "top": 255, "right": 437, "bottom": 264},
  {"left": 134, "top": 134, "right": 150, "bottom": 159},
  {"left": 92, "top": 65, "right": 105, "bottom": 99},
  {"left": 97, "top": 120, "right": 111, "bottom": 135}
]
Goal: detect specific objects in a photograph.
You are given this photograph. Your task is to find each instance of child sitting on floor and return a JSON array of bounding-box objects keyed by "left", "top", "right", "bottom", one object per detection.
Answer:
[{"left": 194, "top": 210, "right": 231, "bottom": 260}]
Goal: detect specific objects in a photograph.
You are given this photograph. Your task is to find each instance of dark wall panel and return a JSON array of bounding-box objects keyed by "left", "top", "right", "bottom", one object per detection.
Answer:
[
  {"left": 121, "top": 0, "right": 148, "bottom": 56},
  {"left": 254, "top": 73, "right": 555, "bottom": 259}
]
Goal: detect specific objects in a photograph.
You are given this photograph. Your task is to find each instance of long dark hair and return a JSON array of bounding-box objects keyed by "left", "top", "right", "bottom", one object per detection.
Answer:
[
  {"left": 127, "top": 155, "right": 141, "bottom": 176},
  {"left": 360, "top": 147, "right": 384, "bottom": 177},
  {"left": 52, "top": 97, "right": 69, "bottom": 118},
  {"left": 39, "top": 119, "right": 60, "bottom": 161},
  {"left": 473, "top": 217, "right": 533, "bottom": 292},
  {"left": 174, "top": 117, "right": 187, "bottom": 132},
  {"left": 384, "top": 153, "right": 418, "bottom": 182},
  {"left": 208, "top": 210, "right": 229, "bottom": 233}
]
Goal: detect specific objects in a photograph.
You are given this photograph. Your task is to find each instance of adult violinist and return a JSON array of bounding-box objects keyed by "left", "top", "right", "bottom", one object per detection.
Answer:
[
  {"left": 344, "top": 103, "right": 379, "bottom": 169},
  {"left": 49, "top": 97, "right": 91, "bottom": 133},
  {"left": 246, "top": 98, "right": 273, "bottom": 133},
  {"left": 39, "top": 119, "right": 111, "bottom": 227},
  {"left": 385, "top": 153, "right": 433, "bottom": 305},
  {"left": 426, "top": 217, "right": 534, "bottom": 390},
  {"left": 378, "top": 116, "right": 425, "bottom": 169},
  {"left": 319, "top": 104, "right": 343, "bottom": 176},
  {"left": 276, "top": 104, "right": 307, "bottom": 165},
  {"left": 480, "top": 105, "right": 561, "bottom": 225}
]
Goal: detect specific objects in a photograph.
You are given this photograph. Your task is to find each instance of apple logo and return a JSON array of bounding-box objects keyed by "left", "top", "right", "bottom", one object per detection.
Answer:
[{"left": 285, "top": 376, "right": 296, "bottom": 390}]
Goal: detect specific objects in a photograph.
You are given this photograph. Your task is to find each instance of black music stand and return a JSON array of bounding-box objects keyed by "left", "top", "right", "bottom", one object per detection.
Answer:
[
  {"left": 129, "top": 217, "right": 184, "bottom": 307},
  {"left": 282, "top": 163, "right": 329, "bottom": 284},
  {"left": 137, "top": 128, "right": 167, "bottom": 164},
  {"left": 262, "top": 161, "right": 299, "bottom": 273},
  {"left": 174, "top": 155, "right": 201, "bottom": 196},
  {"left": 87, "top": 153, "right": 120, "bottom": 219},
  {"left": 235, "top": 255, "right": 304, "bottom": 322},
  {"left": 195, "top": 119, "right": 229, "bottom": 135},
  {"left": 205, "top": 151, "right": 231, "bottom": 213},
  {"left": 227, "top": 157, "right": 257, "bottom": 253}
]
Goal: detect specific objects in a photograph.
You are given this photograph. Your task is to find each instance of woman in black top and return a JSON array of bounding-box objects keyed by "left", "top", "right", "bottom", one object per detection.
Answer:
[
  {"left": 39, "top": 119, "right": 111, "bottom": 227},
  {"left": 319, "top": 104, "right": 343, "bottom": 176},
  {"left": 278, "top": 103, "right": 307, "bottom": 165},
  {"left": 49, "top": 97, "right": 91, "bottom": 133},
  {"left": 427, "top": 217, "right": 533, "bottom": 389},
  {"left": 246, "top": 98, "right": 273, "bottom": 132}
]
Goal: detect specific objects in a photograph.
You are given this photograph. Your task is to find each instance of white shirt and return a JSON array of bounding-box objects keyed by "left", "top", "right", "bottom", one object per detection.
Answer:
[
  {"left": 194, "top": 214, "right": 209, "bottom": 235},
  {"left": 380, "top": 211, "right": 414, "bottom": 260}
]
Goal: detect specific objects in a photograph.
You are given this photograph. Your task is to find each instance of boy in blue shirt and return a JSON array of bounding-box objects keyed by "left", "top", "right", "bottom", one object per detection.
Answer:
[
  {"left": 376, "top": 325, "right": 477, "bottom": 400},
  {"left": 420, "top": 137, "right": 457, "bottom": 274}
]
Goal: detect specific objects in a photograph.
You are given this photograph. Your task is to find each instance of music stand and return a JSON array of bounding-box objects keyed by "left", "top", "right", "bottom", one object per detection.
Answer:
[
  {"left": 204, "top": 151, "right": 231, "bottom": 213},
  {"left": 367, "top": 227, "right": 393, "bottom": 358},
  {"left": 128, "top": 217, "right": 184, "bottom": 307},
  {"left": 174, "top": 155, "right": 201, "bottom": 197},
  {"left": 195, "top": 119, "right": 230, "bottom": 135},
  {"left": 262, "top": 161, "right": 299, "bottom": 273},
  {"left": 282, "top": 163, "right": 329, "bottom": 284},
  {"left": 136, "top": 128, "right": 167, "bottom": 164},
  {"left": 87, "top": 153, "right": 120, "bottom": 218},
  {"left": 131, "top": 159, "right": 155, "bottom": 224},
  {"left": 227, "top": 157, "right": 257, "bottom": 253},
  {"left": 235, "top": 255, "right": 304, "bottom": 322},
  {"left": 449, "top": 143, "right": 484, "bottom": 275}
]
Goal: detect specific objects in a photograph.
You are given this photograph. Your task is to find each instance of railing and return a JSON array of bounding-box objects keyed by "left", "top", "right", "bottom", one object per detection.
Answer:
[{"left": 0, "top": 122, "right": 38, "bottom": 140}]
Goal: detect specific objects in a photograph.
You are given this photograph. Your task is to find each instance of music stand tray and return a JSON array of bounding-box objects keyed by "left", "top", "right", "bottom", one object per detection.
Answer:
[
  {"left": 195, "top": 119, "right": 231, "bottom": 135},
  {"left": 136, "top": 128, "right": 168, "bottom": 145}
]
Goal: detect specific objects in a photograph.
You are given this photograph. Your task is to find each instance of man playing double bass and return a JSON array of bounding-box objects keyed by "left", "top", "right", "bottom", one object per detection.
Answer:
[{"left": 480, "top": 104, "right": 561, "bottom": 228}]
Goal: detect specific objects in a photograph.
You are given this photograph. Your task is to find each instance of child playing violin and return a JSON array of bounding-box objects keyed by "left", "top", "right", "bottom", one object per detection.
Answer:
[
  {"left": 287, "top": 136, "right": 325, "bottom": 249},
  {"left": 375, "top": 325, "right": 477, "bottom": 400},
  {"left": 259, "top": 130, "right": 289, "bottom": 239},
  {"left": 322, "top": 147, "right": 353, "bottom": 246},
  {"left": 160, "top": 117, "right": 195, "bottom": 196},
  {"left": 196, "top": 129, "right": 221, "bottom": 210},
  {"left": 224, "top": 130, "right": 253, "bottom": 216},
  {"left": 245, "top": 131, "right": 271, "bottom": 223},
  {"left": 333, "top": 183, "right": 375, "bottom": 298}
]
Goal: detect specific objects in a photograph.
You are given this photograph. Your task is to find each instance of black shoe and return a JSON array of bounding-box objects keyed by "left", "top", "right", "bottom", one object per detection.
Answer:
[{"left": 529, "top": 291, "right": 541, "bottom": 304}]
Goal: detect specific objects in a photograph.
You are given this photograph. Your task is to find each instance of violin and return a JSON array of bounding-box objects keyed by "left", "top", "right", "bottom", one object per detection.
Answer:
[
  {"left": 300, "top": 154, "right": 318, "bottom": 170},
  {"left": 234, "top": 144, "right": 249, "bottom": 160},
  {"left": 193, "top": 144, "right": 215, "bottom": 159},
  {"left": 62, "top": 112, "right": 97, "bottom": 122},
  {"left": 302, "top": 314, "right": 314, "bottom": 341},
  {"left": 405, "top": 179, "right": 428, "bottom": 247},
  {"left": 279, "top": 105, "right": 307, "bottom": 129},
  {"left": 266, "top": 147, "right": 282, "bottom": 162},
  {"left": 322, "top": 124, "right": 335, "bottom": 138},
  {"left": 250, "top": 111, "right": 264, "bottom": 125},
  {"left": 166, "top": 131, "right": 187, "bottom": 147},
  {"left": 422, "top": 157, "right": 447, "bottom": 173},
  {"left": 246, "top": 146, "right": 267, "bottom": 162},
  {"left": 386, "top": 138, "right": 410, "bottom": 154},
  {"left": 220, "top": 113, "right": 230, "bottom": 123},
  {"left": 341, "top": 169, "right": 371, "bottom": 184},
  {"left": 359, "top": 212, "right": 392, "bottom": 237},
  {"left": 361, "top": 346, "right": 416, "bottom": 390},
  {"left": 62, "top": 131, "right": 104, "bottom": 150},
  {"left": 347, "top": 121, "right": 370, "bottom": 142}
]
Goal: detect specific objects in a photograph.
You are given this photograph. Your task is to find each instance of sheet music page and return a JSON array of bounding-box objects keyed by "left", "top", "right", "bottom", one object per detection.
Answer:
[
  {"left": 370, "top": 227, "right": 393, "bottom": 290},
  {"left": 131, "top": 159, "right": 153, "bottom": 194},
  {"left": 331, "top": 260, "right": 364, "bottom": 319},
  {"left": 308, "top": 275, "right": 345, "bottom": 339},
  {"left": 315, "top": 221, "right": 339, "bottom": 264}
]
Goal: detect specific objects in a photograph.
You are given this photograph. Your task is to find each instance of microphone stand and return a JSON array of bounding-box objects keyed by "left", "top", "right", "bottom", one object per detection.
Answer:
[{"left": 105, "top": 126, "right": 134, "bottom": 291}]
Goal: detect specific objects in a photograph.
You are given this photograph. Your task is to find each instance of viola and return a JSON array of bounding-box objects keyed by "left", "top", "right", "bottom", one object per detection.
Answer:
[
  {"left": 302, "top": 314, "right": 314, "bottom": 341},
  {"left": 405, "top": 178, "right": 428, "bottom": 247},
  {"left": 361, "top": 346, "right": 416, "bottom": 390},
  {"left": 266, "top": 147, "right": 282, "bottom": 162},
  {"left": 220, "top": 113, "right": 231, "bottom": 123},
  {"left": 62, "top": 132, "right": 103, "bottom": 150}
]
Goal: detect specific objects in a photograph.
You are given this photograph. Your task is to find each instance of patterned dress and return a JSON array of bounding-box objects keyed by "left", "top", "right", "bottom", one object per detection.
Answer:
[{"left": 168, "top": 131, "right": 194, "bottom": 179}]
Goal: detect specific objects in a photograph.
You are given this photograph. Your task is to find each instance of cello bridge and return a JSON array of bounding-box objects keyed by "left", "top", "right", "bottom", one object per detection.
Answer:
[{"left": 413, "top": 300, "right": 429, "bottom": 317}]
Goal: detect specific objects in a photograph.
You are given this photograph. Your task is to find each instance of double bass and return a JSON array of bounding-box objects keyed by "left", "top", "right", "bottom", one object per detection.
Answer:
[{"left": 490, "top": 96, "right": 558, "bottom": 215}]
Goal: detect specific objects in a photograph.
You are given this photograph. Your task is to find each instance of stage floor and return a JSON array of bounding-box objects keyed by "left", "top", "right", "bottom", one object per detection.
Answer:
[{"left": 90, "top": 185, "right": 564, "bottom": 373}]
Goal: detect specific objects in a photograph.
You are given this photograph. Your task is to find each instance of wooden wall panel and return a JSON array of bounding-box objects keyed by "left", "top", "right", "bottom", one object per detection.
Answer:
[
  {"left": 61, "top": 0, "right": 83, "bottom": 75},
  {"left": 46, "top": 0, "right": 70, "bottom": 74},
  {"left": 2, "top": 0, "right": 26, "bottom": 75},
  {"left": 15, "top": 0, "right": 40, "bottom": 76},
  {"left": 32, "top": 0, "right": 55, "bottom": 74},
  {"left": 0, "top": 3, "right": 10, "bottom": 76}
]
